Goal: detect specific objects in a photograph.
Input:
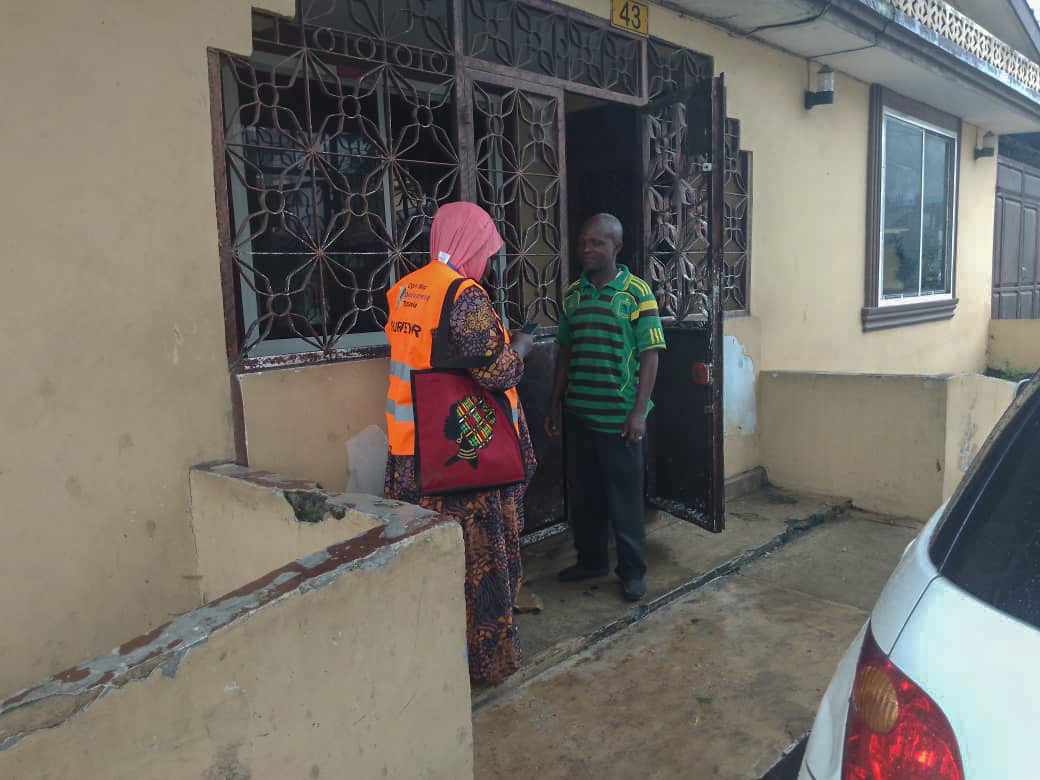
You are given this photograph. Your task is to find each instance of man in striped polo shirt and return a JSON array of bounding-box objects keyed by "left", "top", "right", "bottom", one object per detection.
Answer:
[{"left": 546, "top": 213, "right": 666, "bottom": 602}]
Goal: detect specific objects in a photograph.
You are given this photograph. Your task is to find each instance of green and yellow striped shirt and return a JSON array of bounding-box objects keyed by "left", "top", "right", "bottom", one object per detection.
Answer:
[{"left": 557, "top": 264, "right": 666, "bottom": 432}]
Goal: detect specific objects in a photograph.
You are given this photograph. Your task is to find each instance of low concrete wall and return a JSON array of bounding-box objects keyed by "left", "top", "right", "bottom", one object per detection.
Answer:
[
  {"left": 988, "top": 319, "right": 1040, "bottom": 374},
  {"left": 760, "top": 372, "right": 1014, "bottom": 519},
  {"left": 0, "top": 507, "right": 471, "bottom": 780},
  {"left": 189, "top": 463, "right": 440, "bottom": 603},
  {"left": 238, "top": 359, "right": 391, "bottom": 494}
]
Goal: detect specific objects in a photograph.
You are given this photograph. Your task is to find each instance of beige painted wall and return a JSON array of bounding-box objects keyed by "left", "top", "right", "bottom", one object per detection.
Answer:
[
  {"left": 988, "top": 319, "right": 1040, "bottom": 372},
  {"left": 943, "top": 374, "right": 1016, "bottom": 499},
  {"left": 761, "top": 371, "right": 1014, "bottom": 518},
  {"left": 0, "top": 521, "right": 473, "bottom": 780},
  {"left": 239, "top": 360, "right": 390, "bottom": 493},
  {"left": 0, "top": 0, "right": 294, "bottom": 697}
]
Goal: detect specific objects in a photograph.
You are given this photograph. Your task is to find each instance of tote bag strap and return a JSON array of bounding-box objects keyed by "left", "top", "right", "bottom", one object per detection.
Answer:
[{"left": 431, "top": 277, "right": 495, "bottom": 370}]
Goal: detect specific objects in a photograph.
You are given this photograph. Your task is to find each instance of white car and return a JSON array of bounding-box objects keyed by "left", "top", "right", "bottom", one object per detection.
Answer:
[{"left": 799, "top": 378, "right": 1040, "bottom": 780}]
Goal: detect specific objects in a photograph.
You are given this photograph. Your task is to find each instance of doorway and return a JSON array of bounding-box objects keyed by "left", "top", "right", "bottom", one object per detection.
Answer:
[
  {"left": 513, "top": 77, "right": 727, "bottom": 537},
  {"left": 564, "top": 95, "right": 644, "bottom": 279},
  {"left": 514, "top": 94, "right": 644, "bottom": 537}
]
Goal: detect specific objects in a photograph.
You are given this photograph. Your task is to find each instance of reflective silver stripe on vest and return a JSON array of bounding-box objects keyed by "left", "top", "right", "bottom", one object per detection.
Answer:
[
  {"left": 389, "top": 360, "right": 412, "bottom": 382},
  {"left": 386, "top": 398, "right": 414, "bottom": 423},
  {"left": 512, "top": 406, "right": 519, "bottom": 424}
]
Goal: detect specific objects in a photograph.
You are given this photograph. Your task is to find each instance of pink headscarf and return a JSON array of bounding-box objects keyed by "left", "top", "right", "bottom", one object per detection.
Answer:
[{"left": 429, "top": 202, "right": 503, "bottom": 281}]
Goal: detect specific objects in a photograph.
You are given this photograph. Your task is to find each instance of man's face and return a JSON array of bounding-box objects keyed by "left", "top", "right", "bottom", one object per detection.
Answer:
[{"left": 578, "top": 221, "right": 621, "bottom": 276}]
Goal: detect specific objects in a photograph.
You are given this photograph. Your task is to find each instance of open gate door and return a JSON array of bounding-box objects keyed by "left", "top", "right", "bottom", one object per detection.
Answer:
[{"left": 642, "top": 75, "right": 726, "bottom": 532}]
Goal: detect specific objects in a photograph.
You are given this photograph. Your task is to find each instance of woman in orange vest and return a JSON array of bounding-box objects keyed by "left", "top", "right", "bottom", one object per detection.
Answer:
[{"left": 384, "top": 202, "right": 537, "bottom": 685}]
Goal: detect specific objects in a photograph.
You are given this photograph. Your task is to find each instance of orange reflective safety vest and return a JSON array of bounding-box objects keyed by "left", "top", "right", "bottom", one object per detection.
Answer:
[{"left": 385, "top": 261, "right": 521, "bottom": 456}]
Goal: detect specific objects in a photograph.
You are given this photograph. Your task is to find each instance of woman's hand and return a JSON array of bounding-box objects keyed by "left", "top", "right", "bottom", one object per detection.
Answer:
[{"left": 509, "top": 331, "right": 535, "bottom": 359}]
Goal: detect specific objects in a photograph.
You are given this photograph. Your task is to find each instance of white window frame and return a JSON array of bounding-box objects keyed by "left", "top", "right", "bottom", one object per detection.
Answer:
[{"left": 877, "top": 107, "right": 959, "bottom": 308}]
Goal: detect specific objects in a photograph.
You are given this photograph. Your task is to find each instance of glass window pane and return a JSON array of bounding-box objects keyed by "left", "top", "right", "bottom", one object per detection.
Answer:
[
  {"left": 922, "top": 132, "right": 954, "bottom": 295},
  {"left": 882, "top": 118, "right": 924, "bottom": 299},
  {"left": 943, "top": 394, "right": 1040, "bottom": 631}
]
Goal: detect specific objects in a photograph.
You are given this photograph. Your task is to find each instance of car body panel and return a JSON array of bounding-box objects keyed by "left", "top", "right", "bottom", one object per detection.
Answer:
[
  {"left": 888, "top": 577, "right": 1040, "bottom": 779},
  {"left": 800, "top": 507, "right": 943, "bottom": 779}
]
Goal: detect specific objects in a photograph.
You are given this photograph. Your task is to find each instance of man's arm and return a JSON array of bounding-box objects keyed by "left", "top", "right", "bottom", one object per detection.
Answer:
[
  {"left": 546, "top": 345, "right": 571, "bottom": 437},
  {"left": 622, "top": 350, "right": 660, "bottom": 445}
]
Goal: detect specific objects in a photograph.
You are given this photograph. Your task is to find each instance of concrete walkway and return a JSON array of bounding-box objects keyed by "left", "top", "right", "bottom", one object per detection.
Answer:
[{"left": 473, "top": 504, "right": 920, "bottom": 779}]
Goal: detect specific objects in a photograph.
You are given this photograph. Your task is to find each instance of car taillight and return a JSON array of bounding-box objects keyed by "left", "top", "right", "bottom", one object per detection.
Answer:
[{"left": 842, "top": 625, "right": 963, "bottom": 780}]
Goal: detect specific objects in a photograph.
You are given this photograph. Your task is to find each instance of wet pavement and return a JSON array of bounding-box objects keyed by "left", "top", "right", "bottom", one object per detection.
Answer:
[
  {"left": 473, "top": 503, "right": 920, "bottom": 780},
  {"left": 476, "top": 488, "right": 850, "bottom": 702}
]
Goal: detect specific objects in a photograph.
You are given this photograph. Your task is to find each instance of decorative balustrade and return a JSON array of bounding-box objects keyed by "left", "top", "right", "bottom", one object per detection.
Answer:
[{"left": 891, "top": 0, "right": 1040, "bottom": 93}]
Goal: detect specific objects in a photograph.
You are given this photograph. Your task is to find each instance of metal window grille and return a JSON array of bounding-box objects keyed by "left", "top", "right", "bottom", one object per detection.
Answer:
[{"left": 212, "top": 2, "right": 751, "bottom": 366}]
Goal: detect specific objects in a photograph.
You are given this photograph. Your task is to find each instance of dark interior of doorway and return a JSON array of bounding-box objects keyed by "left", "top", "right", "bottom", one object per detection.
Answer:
[
  {"left": 565, "top": 94, "right": 644, "bottom": 278},
  {"left": 516, "top": 95, "right": 644, "bottom": 537}
]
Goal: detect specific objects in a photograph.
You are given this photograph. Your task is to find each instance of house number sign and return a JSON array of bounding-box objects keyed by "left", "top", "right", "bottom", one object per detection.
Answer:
[{"left": 611, "top": 0, "right": 649, "bottom": 36}]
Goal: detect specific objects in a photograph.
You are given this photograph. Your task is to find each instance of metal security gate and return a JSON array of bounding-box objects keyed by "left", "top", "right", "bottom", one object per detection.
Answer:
[
  {"left": 642, "top": 77, "right": 726, "bottom": 532},
  {"left": 210, "top": 0, "right": 740, "bottom": 534},
  {"left": 994, "top": 157, "right": 1040, "bottom": 319}
]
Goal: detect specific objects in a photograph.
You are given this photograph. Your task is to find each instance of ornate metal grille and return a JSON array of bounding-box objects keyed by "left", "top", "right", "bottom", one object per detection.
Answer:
[
  {"left": 643, "top": 41, "right": 750, "bottom": 320},
  {"left": 214, "top": 3, "right": 745, "bottom": 363},
  {"left": 643, "top": 94, "right": 711, "bottom": 323},
  {"left": 470, "top": 79, "right": 565, "bottom": 326},
  {"left": 218, "top": 4, "right": 459, "bottom": 362},
  {"left": 723, "top": 119, "right": 751, "bottom": 314},
  {"left": 648, "top": 39, "right": 711, "bottom": 100},
  {"left": 465, "top": 0, "right": 642, "bottom": 97}
]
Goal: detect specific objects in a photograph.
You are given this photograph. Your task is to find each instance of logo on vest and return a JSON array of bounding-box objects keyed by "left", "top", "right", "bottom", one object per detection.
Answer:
[{"left": 389, "top": 320, "right": 423, "bottom": 338}]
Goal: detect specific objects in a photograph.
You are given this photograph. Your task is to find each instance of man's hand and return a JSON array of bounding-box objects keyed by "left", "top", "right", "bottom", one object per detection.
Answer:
[
  {"left": 545, "top": 400, "right": 563, "bottom": 438},
  {"left": 622, "top": 409, "right": 647, "bottom": 447}
]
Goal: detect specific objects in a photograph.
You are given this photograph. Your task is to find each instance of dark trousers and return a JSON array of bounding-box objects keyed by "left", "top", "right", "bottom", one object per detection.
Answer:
[{"left": 565, "top": 414, "right": 647, "bottom": 582}]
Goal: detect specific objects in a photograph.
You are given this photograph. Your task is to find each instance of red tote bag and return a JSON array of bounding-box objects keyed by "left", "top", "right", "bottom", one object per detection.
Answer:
[{"left": 411, "top": 279, "right": 526, "bottom": 496}]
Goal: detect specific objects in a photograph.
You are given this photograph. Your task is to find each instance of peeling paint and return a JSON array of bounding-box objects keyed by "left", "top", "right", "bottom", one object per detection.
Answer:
[
  {"left": 723, "top": 335, "right": 756, "bottom": 437},
  {"left": 0, "top": 733, "right": 26, "bottom": 753},
  {"left": 159, "top": 647, "right": 191, "bottom": 679}
]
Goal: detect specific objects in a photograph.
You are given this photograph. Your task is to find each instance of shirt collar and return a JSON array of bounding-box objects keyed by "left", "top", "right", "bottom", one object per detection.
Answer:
[{"left": 580, "top": 264, "right": 630, "bottom": 291}]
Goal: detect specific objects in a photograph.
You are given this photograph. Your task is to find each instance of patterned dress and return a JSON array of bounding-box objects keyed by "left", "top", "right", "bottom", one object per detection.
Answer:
[{"left": 384, "top": 285, "right": 537, "bottom": 684}]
